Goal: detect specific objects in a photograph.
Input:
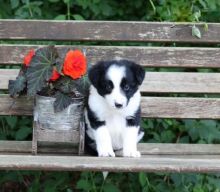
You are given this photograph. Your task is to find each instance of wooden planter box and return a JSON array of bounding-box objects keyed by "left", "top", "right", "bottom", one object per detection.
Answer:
[{"left": 32, "top": 95, "right": 85, "bottom": 155}]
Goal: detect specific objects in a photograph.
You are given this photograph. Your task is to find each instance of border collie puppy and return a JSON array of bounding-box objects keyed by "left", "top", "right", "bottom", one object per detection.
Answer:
[{"left": 85, "top": 60, "right": 145, "bottom": 157}]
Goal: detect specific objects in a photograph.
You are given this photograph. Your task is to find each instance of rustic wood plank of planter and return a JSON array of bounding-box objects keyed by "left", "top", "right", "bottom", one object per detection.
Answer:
[
  {"left": 1, "top": 94, "right": 220, "bottom": 119},
  {"left": 37, "top": 129, "right": 80, "bottom": 143},
  {"left": 1, "top": 20, "right": 220, "bottom": 43},
  {"left": 2, "top": 69, "right": 220, "bottom": 93},
  {"left": 1, "top": 45, "right": 220, "bottom": 68}
]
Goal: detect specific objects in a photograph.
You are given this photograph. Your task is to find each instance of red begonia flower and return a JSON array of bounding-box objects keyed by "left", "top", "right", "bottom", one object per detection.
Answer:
[
  {"left": 49, "top": 69, "right": 60, "bottom": 81},
  {"left": 23, "top": 49, "right": 35, "bottom": 67},
  {"left": 63, "top": 50, "right": 87, "bottom": 79}
]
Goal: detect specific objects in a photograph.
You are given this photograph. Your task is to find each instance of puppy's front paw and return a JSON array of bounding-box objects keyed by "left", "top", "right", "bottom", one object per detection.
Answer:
[
  {"left": 123, "top": 150, "right": 141, "bottom": 158},
  {"left": 98, "top": 146, "right": 115, "bottom": 157}
]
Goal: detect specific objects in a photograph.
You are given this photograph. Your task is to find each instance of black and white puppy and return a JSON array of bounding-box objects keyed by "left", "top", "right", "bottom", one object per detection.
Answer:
[{"left": 85, "top": 60, "right": 145, "bottom": 157}]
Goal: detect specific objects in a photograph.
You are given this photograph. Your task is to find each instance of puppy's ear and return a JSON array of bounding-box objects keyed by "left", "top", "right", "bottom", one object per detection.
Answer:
[
  {"left": 88, "top": 61, "right": 104, "bottom": 88},
  {"left": 131, "top": 62, "right": 145, "bottom": 85}
]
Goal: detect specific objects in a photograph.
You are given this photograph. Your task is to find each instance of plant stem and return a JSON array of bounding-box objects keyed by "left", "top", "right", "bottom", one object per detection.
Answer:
[
  {"left": 67, "top": 1, "right": 71, "bottom": 20},
  {"left": 149, "top": 0, "right": 156, "bottom": 13},
  {"left": 90, "top": 172, "right": 97, "bottom": 192}
]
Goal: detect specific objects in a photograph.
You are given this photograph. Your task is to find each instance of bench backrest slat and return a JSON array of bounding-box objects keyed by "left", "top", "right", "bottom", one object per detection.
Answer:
[
  {"left": 1, "top": 95, "right": 220, "bottom": 119},
  {"left": 1, "top": 45, "right": 220, "bottom": 68},
  {"left": 1, "top": 20, "right": 220, "bottom": 43},
  {"left": 2, "top": 69, "right": 220, "bottom": 93}
]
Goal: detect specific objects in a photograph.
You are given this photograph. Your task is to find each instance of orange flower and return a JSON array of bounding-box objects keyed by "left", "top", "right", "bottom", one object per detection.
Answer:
[
  {"left": 23, "top": 49, "right": 35, "bottom": 67},
  {"left": 63, "top": 50, "right": 87, "bottom": 79},
  {"left": 49, "top": 69, "right": 60, "bottom": 81}
]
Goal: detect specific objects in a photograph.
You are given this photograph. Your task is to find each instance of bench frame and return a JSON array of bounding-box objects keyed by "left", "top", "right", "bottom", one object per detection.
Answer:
[{"left": 1, "top": 19, "right": 220, "bottom": 173}]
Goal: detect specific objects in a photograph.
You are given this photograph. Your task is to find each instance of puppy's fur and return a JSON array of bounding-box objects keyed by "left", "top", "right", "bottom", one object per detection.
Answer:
[{"left": 85, "top": 60, "right": 145, "bottom": 157}]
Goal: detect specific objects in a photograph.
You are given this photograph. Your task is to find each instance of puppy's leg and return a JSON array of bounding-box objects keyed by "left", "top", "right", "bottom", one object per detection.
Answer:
[
  {"left": 123, "top": 127, "right": 140, "bottom": 157},
  {"left": 95, "top": 126, "right": 115, "bottom": 157}
]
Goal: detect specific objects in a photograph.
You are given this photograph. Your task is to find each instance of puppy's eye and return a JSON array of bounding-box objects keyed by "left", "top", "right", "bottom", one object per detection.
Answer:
[
  {"left": 104, "top": 81, "right": 113, "bottom": 91},
  {"left": 124, "top": 84, "right": 130, "bottom": 91}
]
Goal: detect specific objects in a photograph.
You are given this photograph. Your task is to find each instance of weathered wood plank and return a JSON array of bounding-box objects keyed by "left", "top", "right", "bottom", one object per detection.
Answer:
[
  {"left": 0, "top": 141, "right": 77, "bottom": 154},
  {"left": 0, "top": 20, "right": 220, "bottom": 43},
  {"left": 1, "top": 141, "right": 220, "bottom": 155},
  {"left": 141, "top": 97, "right": 220, "bottom": 119},
  {"left": 1, "top": 94, "right": 220, "bottom": 119},
  {"left": 1, "top": 154, "right": 220, "bottom": 172},
  {"left": 1, "top": 45, "right": 220, "bottom": 68},
  {"left": 142, "top": 72, "right": 220, "bottom": 93},
  {"left": 37, "top": 129, "right": 79, "bottom": 143},
  {"left": 0, "top": 95, "right": 33, "bottom": 116},
  {"left": 139, "top": 143, "right": 220, "bottom": 155},
  {"left": 2, "top": 69, "right": 220, "bottom": 93}
]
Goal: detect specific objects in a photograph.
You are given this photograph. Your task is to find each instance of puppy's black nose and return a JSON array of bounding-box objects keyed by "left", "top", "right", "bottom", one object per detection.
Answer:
[{"left": 115, "top": 102, "right": 123, "bottom": 108}]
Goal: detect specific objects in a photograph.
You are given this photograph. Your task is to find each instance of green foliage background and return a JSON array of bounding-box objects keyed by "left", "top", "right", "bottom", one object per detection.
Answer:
[{"left": 1, "top": 0, "right": 220, "bottom": 191}]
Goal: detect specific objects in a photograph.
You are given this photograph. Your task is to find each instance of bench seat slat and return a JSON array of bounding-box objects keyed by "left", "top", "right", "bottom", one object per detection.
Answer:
[
  {"left": 1, "top": 20, "right": 220, "bottom": 43},
  {"left": 1, "top": 45, "right": 220, "bottom": 68},
  {"left": 2, "top": 70, "right": 220, "bottom": 93},
  {"left": 1, "top": 141, "right": 220, "bottom": 155},
  {"left": 1, "top": 94, "right": 220, "bottom": 119},
  {"left": 0, "top": 154, "right": 220, "bottom": 173}
]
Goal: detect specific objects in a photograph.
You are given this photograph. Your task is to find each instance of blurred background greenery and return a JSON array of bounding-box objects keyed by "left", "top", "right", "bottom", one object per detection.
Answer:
[{"left": 1, "top": 0, "right": 220, "bottom": 191}]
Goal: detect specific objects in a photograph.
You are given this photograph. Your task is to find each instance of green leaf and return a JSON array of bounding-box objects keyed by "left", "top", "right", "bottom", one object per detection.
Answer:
[
  {"left": 63, "top": 0, "right": 70, "bottom": 4},
  {"left": 48, "top": 0, "right": 60, "bottom": 2},
  {"left": 53, "top": 75, "right": 90, "bottom": 96},
  {"left": 76, "top": 179, "right": 92, "bottom": 190},
  {"left": 192, "top": 25, "right": 201, "bottom": 39},
  {"left": 193, "top": 11, "right": 201, "bottom": 22},
  {"left": 54, "top": 76, "right": 75, "bottom": 94},
  {"left": 170, "top": 173, "right": 182, "bottom": 187},
  {"left": 54, "top": 14, "right": 66, "bottom": 20},
  {"left": 54, "top": 91, "right": 73, "bottom": 112},
  {"left": 10, "top": 0, "right": 20, "bottom": 9},
  {"left": 27, "top": 46, "right": 58, "bottom": 96},
  {"left": 103, "top": 183, "right": 120, "bottom": 192},
  {"left": 76, "top": 75, "right": 90, "bottom": 96},
  {"left": 72, "top": 14, "right": 84, "bottom": 20},
  {"left": 8, "top": 74, "right": 26, "bottom": 97},
  {"left": 139, "top": 172, "right": 146, "bottom": 187},
  {"left": 5, "top": 116, "right": 17, "bottom": 129},
  {"left": 44, "top": 179, "right": 57, "bottom": 192},
  {"left": 161, "top": 130, "right": 175, "bottom": 142},
  {"left": 15, "top": 126, "right": 32, "bottom": 140},
  {"left": 55, "top": 57, "right": 63, "bottom": 73}
]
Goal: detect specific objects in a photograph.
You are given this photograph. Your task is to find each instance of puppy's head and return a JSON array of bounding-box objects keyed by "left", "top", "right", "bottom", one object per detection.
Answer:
[{"left": 89, "top": 60, "right": 145, "bottom": 109}]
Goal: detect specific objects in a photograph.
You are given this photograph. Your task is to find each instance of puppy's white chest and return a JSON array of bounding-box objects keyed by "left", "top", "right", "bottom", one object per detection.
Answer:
[{"left": 105, "top": 113, "right": 125, "bottom": 150}]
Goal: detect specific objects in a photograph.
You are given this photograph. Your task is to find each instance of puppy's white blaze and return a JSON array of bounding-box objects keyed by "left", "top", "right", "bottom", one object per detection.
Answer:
[
  {"left": 123, "top": 126, "right": 141, "bottom": 157},
  {"left": 106, "top": 65, "right": 127, "bottom": 108}
]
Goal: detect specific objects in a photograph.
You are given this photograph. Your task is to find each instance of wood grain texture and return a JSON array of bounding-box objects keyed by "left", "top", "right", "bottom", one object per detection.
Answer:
[
  {"left": 1, "top": 154, "right": 220, "bottom": 172},
  {"left": 2, "top": 69, "right": 220, "bottom": 93},
  {"left": 1, "top": 94, "right": 220, "bottom": 119},
  {"left": 0, "top": 141, "right": 78, "bottom": 154},
  {"left": 37, "top": 129, "right": 80, "bottom": 143},
  {"left": 1, "top": 45, "right": 220, "bottom": 68},
  {"left": 0, "top": 20, "right": 220, "bottom": 43},
  {"left": 141, "top": 97, "right": 220, "bottom": 119},
  {"left": 0, "top": 95, "right": 33, "bottom": 116},
  {"left": 1, "top": 141, "right": 220, "bottom": 155}
]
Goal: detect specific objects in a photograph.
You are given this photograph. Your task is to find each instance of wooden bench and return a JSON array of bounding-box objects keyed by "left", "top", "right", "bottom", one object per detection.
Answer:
[{"left": 1, "top": 19, "right": 220, "bottom": 173}]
